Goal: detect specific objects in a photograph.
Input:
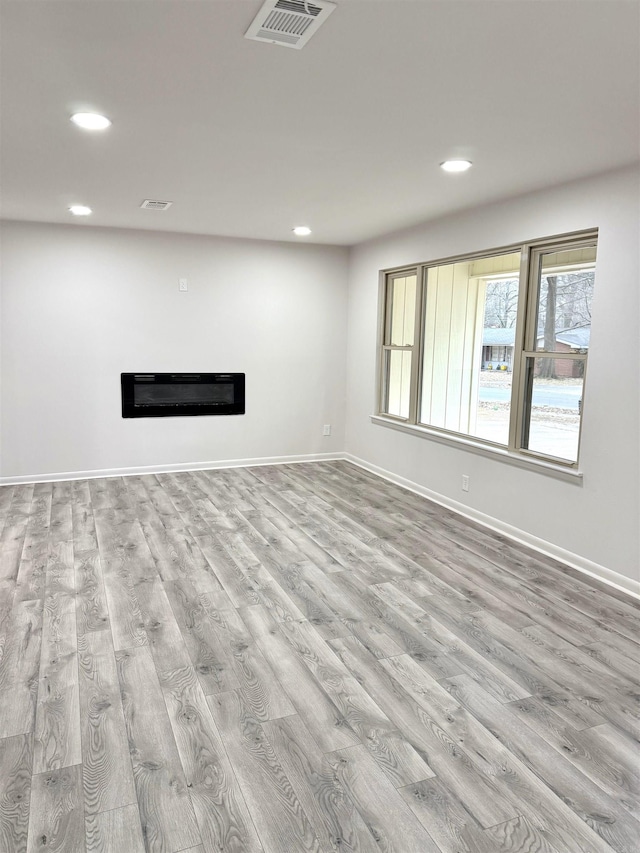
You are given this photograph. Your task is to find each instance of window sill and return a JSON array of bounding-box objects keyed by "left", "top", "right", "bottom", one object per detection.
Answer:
[{"left": 370, "top": 415, "right": 584, "bottom": 484}]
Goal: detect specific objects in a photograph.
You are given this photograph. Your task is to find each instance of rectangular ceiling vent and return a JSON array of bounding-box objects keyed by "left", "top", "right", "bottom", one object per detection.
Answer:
[
  {"left": 245, "top": 0, "right": 336, "bottom": 50},
  {"left": 140, "top": 199, "right": 173, "bottom": 210}
]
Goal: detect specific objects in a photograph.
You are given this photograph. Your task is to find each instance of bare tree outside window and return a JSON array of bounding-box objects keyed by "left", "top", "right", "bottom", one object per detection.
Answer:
[
  {"left": 484, "top": 279, "right": 519, "bottom": 329},
  {"left": 536, "top": 268, "right": 595, "bottom": 377}
]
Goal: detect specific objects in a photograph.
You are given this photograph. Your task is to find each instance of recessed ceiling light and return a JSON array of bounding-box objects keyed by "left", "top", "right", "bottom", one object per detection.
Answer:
[
  {"left": 440, "top": 159, "right": 473, "bottom": 173},
  {"left": 293, "top": 226, "right": 312, "bottom": 236},
  {"left": 70, "top": 112, "right": 111, "bottom": 130},
  {"left": 69, "top": 205, "right": 92, "bottom": 216}
]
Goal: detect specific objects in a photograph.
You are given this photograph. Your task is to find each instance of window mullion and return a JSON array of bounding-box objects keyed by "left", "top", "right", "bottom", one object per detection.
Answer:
[
  {"left": 514, "top": 246, "right": 546, "bottom": 453},
  {"left": 408, "top": 268, "right": 424, "bottom": 424},
  {"left": 509, "top": 244, "right": 531, "bottom": 452}
]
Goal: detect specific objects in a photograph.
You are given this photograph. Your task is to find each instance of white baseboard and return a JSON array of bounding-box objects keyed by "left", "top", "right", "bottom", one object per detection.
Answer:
[
  {"left": 343, "top": 453, "right": 640, "bottom": 601},
  {"left": 0, "top": 452, "right": 343, "bottom": 486}
]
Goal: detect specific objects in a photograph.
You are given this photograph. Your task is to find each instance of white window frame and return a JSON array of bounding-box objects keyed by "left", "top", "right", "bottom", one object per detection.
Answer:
[{"left": 374, "top": 229, "right": 597, "bottom": 479}]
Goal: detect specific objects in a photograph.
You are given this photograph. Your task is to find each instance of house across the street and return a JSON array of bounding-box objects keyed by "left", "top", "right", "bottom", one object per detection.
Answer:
[{"left": 482, "top": 326, "right": 590, "bottom": 375}]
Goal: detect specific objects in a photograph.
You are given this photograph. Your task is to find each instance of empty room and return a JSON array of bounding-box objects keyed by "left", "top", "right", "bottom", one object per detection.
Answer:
[{"left": 1, "top": 1, "right": 639, "bottom": 852}]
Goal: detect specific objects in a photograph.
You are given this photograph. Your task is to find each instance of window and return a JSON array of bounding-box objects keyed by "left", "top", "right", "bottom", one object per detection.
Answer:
[
  {"left": 381, "top": 271, "right": 417, "bottom": 419},
  {"left": 377, "top": 231, "right": 597, "bottom": 468}
]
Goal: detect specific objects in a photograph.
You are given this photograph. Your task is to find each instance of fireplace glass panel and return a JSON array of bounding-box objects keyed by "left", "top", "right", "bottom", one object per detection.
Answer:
[{"left": 133, "top": 382, "right": 234, "bottom": 407}]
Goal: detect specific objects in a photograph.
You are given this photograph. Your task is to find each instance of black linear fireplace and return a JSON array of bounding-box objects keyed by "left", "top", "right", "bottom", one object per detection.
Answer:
[{"left": 121, "top": 373, "right": 245, "bottom": 418}]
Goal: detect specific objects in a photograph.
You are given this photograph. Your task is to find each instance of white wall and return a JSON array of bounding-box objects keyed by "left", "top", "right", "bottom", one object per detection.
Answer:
[
  {"left": 1, "top": 221, "right": 348, "bottom": 478},
  {"left": 345, "top": 165, "right": 640, "bottom": 583}
]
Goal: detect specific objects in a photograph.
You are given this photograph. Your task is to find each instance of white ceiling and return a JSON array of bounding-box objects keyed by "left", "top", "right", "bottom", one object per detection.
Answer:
[{"left": 1, "top": 0, "right": 638, "bottom": 246}]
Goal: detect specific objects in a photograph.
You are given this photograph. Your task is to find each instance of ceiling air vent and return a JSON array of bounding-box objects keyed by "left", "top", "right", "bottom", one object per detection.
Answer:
[
  {"left": 245, "top": 0, "right": 336, "bottom": 50},
  {"left": 140, "top": 199, "right": 173, "bottom": 210}
]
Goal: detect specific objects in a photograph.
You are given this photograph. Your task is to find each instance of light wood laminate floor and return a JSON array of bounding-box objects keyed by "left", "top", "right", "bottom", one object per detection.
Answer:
[{"left": 0, "top": 460, "right": 638, "bottom": 853}]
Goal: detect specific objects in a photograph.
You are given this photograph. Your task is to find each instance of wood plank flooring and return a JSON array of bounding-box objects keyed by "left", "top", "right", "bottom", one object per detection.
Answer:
[{"left": 0, "top": 460, "right": 638, "bottom": 852}]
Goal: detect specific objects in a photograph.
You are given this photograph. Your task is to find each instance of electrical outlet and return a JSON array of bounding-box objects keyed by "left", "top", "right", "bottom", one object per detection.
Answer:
[
  {"left": 179, "top": 278, "right": 188, "bottom": 292},
  {"left": 323, "top": 424, "right": 331, "bottom": 436},
  {"left": 462, "top": 474, "right": 470, "bottom": 492}
]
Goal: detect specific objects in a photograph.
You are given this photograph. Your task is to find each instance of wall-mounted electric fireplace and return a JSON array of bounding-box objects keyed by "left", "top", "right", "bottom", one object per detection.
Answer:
[{"left": 121, "top": 373, "right": 245, "bottom": 418}]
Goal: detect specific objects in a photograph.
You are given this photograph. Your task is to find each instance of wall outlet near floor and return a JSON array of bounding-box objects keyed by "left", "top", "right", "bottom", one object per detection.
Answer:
[
  {"left": 462, "top": 474, "right": 470, "bottom": 492},
  {"left": 179, "top": 278, "right": 188, "bottom": 292},
  {"left": 323, "top": 424, "right": 331, "bottom": 436}
]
